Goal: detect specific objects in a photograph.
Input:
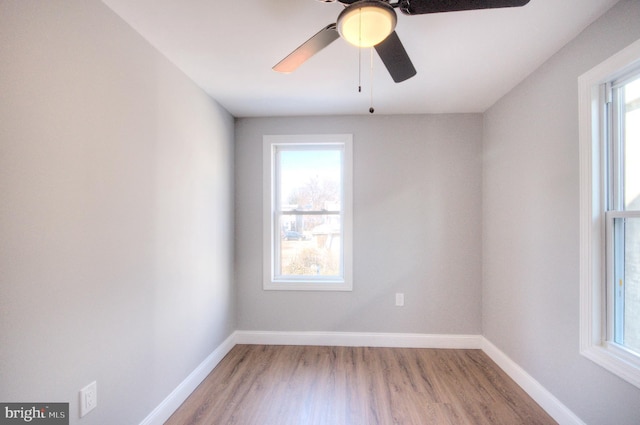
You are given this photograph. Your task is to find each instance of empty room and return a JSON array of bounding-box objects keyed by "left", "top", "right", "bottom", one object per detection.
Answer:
[{"left": 2, "top": 0, "right": 640, "bottom": 424}]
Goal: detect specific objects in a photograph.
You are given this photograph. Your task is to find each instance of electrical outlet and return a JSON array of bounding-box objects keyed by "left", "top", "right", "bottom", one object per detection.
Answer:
[
  {"left": 80, "top": 381, "right": 97, "bottom": 417},
  {"left": 395, "top": 293, "right": 404, "bottom": 307}
]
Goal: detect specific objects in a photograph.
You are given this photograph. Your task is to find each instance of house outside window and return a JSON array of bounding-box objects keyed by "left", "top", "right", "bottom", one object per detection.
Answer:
[
  {"left": 263, "top": 134, "right": 353, "bottom": 291},
  {"left": 579, "top": 38, "right": 640, "bottom": 389}
]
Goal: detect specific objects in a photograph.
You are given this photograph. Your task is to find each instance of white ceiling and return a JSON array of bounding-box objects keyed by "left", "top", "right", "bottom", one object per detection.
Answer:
[{"left": 100, "top": 0, "right": 619, "bottom": 117}]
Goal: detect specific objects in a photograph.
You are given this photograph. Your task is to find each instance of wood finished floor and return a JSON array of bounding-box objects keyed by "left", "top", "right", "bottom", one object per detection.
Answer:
[{"left": 165, "top": 345, "right": 557, "bottom": 425}]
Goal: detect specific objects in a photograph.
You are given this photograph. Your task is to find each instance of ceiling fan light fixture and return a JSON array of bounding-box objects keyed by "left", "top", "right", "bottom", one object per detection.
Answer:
[{"left": 337, "top": 1, "right": 397, "bottom": 48}]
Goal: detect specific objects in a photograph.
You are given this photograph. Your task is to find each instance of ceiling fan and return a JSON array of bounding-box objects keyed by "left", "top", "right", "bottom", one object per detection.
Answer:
[{"left": 273, "top": 0, "right": 531, "bottom": 83}]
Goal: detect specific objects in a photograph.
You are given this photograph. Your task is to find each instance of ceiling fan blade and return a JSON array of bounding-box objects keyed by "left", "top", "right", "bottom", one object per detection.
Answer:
[
  {"left": 374, "top": 31, "right": 416, "bottom": 83},
  {"left": 273, "top": 24, "right": 340, "bottom": 73},
  {"left": 399, "top": 0, "right": 530, "bottom": 15}
]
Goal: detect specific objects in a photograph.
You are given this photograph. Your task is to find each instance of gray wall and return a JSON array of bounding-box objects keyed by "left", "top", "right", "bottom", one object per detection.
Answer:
[
  {"left": 482, "top": 1, "right": 640, "bottom": 424},
  {"left": 235, "top": 115, "right": 483, "bottom": 334},
  {"left": 0, "top": 1, "right": 235, "bottom": 424}
]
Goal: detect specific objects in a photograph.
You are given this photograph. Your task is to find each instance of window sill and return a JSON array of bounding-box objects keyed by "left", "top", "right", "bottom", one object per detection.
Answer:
[
  {"left": 581, "top": 343, "right": 640, "bottom": 389},
  {"left": 264, "top": 280, "right": 353, "bottom": 292}
]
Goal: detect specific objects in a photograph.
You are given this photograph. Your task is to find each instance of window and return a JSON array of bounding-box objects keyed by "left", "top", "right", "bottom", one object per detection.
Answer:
[
  {"left": 579, "top": 38, "right": 640, "bottom": 389},
  {"left": 263, "top": 134, "right": 353, "bottom": 291},
  {"left": 608, "top": 73, "right": 640, "bottom": 354}
]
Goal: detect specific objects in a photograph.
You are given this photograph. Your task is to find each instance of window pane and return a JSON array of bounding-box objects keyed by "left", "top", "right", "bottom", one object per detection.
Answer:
[
  {"left": 613, "top": 217, "right": 640, "bottom": 354},
  {"left": 276, "top": 214, "right": 342, "bottom": 278},
  {"left": 624, "top": 76, "right": 640, "bottom": 210},
  {"left": 274, "top": 147, "right": 344, "bottom": 280},
  {"left": 277, "top": 149, "right": 342, "bottom": 211}
]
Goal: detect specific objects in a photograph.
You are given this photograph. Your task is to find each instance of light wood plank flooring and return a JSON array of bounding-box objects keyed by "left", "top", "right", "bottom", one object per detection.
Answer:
[{"left": 165, "top": 345, "right": 557, "bottom": 425}]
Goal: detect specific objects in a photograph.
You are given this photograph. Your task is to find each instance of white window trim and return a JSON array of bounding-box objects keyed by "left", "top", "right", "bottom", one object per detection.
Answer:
[
  {"left": 263, "top": 134, "right": 353, "bottom": 291},
  {"left": 579, "top": 37, "right": 640, "bottom": 389}
]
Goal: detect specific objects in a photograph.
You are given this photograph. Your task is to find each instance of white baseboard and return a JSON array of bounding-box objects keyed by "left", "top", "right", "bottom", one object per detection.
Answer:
[
  {"left": 140, "top": 332, "right": 584, "bottom": 425},
  {"left": 234, "top": 330, "right": 483, "bottom": 349},
  {"left": 481, "top": 337, "right": 585, "bottom": 425},
  {"left": 138, "top": 332, "right": 237, "bottom": 425}
]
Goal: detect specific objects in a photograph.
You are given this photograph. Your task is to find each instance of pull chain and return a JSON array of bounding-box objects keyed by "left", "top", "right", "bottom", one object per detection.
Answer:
[
  {"left": 354, "top": 9, "right": 374, "bottom": 113},
  {"left": 369, "top": 47, "right": 375, "bottom": 113},
  {"left": 358, "top": 47, "right": 362, "bottom": 93},
  {"left": 358, "top": 9, "right": 362, "bottom": 93}
]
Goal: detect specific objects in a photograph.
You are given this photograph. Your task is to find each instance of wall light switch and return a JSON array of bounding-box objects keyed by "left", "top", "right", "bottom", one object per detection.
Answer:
[{"left": 395, "top": 293, "right": 404, "bottom": 307}]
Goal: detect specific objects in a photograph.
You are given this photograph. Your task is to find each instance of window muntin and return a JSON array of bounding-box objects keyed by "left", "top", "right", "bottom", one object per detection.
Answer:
[{"left": 263, "top": 135, "right": 353, "bottom": 291}]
